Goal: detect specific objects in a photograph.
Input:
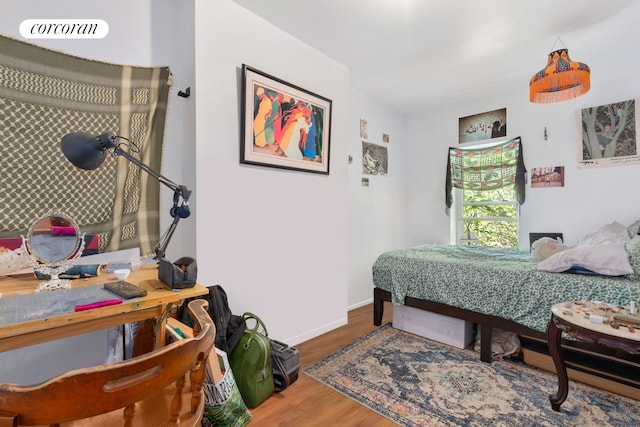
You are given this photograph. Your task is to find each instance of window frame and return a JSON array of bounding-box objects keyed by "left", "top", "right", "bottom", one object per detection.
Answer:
[{"left": 451, "top": 185, "right": 520, "bottom": 247}]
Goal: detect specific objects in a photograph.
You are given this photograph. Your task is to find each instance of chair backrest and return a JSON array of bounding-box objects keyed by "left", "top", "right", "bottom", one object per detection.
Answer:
[{"left": 0, "top": 299, "right": 215, "bottom": 426}]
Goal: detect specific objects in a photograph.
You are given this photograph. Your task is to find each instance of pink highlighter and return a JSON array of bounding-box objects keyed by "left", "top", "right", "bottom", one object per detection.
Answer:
[{"left": 75, "top": 299, "right": 122, "bottom": 312}]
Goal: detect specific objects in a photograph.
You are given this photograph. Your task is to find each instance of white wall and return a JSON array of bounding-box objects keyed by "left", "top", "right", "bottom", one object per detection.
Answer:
[
  {"left": 348, "top": 90, "right": 408, "bottom": 308},
  {"left": 0, "top": 0, "right": 153, "bottom": 64},
  {"left": 148, "top": 0, "right": 198, "bottom": 261},
  {"left": 405, "top": 5, "right": 640, "bottom": 247},
  {"left": 193, "top": 0, "right": 350, "bottom": 344}
]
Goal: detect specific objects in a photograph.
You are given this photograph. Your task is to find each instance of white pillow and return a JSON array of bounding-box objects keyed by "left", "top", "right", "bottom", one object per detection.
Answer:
[
  {"left": 537, "top": 242, "right": 633, "bottom": 276},
  {"left": 575, "top": 221, "right": 630, "bottom": 247}
]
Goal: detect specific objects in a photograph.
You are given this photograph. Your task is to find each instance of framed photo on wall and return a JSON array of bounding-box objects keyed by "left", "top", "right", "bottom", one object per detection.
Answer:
[
  {"left": 240, "top": 64, "right": 332, "bottom": 174},
  {"left": 578, "top": 98, "right": 640, "bottom": 168},
  {"left": 458, "top": 107, "right": 507, "bottom": 144},
  {"left": 362, "top": 141, "right": 388, "bottom": 176}
]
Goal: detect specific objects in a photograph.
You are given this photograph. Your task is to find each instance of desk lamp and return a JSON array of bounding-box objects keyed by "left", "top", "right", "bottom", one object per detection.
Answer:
[{"left": 60, "top": 132, "right": 197, "bottom": 288}]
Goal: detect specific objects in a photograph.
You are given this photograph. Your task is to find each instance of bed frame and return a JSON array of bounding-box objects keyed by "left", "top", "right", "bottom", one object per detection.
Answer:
[
  {"left": 373, "top": 287, "right": 543, "bottom": 362},
  {"left": 374, "top": 287, "right": 640, "bottom": 398}
]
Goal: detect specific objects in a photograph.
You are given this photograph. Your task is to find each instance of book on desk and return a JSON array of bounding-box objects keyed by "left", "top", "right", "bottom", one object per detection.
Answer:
[{"left": 103, "top": 281, "right": 148, "bottom": 299}]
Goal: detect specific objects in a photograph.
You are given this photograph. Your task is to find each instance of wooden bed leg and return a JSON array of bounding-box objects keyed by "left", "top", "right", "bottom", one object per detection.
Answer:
[
  {"left": 480, "top": 323, "right": 493, "bottom": 363},
  {"left": 373, "top": 288, "right": 389, "bottom": 326}
]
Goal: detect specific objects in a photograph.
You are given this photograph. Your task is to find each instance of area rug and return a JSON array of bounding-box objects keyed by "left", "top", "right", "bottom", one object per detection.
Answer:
[{"left": 305, "top": 324, "right": 638, "bottom": 427}]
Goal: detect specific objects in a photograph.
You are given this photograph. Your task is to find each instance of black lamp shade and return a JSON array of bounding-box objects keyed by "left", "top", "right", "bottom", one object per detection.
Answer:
[
  {"left": 59, "top": 130, "right": 192, "bottom": 266},
  {"left": 61, "top": 132, "right": 115, "bottom": 170}
]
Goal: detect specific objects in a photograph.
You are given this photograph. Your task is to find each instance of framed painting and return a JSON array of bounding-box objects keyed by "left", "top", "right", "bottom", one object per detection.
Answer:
[
  {"left": 458, "top": 108, "right": 507, "bottom": 144},
  {"left": 241, "top": 64, "right": 332, "bottom": 174}
]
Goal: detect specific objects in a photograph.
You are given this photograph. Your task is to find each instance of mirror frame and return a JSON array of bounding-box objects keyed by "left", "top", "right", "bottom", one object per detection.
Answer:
[{"left": 22, "top": 212, "right": 85, "bottom": 292}]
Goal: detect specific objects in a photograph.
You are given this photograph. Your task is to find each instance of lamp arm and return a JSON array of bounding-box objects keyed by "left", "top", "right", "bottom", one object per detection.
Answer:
[
  {"left": 155, "top": 214, "right": 181, "bottom": 260},
  {"left": 112, "top": 146, "right": 191, "bottom": 201},
  {"left": 112, "top": 145, "right": 192, "bottom": 260}
]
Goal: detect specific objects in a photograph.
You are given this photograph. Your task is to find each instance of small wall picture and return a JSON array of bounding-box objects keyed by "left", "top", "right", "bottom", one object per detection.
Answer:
[
  {"left": 382, "top": 133, "right": 390, "bottom": 143},
  {"left": 579, "top": 99, "right": 639, "bottom": 168},
  {"left": 459, "top": 108, "right": 507, "bottom": 144},
  {"left": 361, "top": 177, "right": 369, "bottom": 187},
  {"left": 360, "top": 119, "right": 368, "bottom": 139},
  {"left": 362, "top": 141, "right": 388, "bottom": 176},
  {"left": 531, "top": 166, "right": 565, "bottom": 188}
]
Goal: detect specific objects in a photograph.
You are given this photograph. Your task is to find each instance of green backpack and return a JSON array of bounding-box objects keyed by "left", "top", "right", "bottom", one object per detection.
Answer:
[{"left": 229, "top": 312, "right": 275, "bottom": 408}]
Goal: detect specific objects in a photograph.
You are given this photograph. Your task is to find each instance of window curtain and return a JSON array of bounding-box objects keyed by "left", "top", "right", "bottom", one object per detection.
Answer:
[
  {"left": 0, "top": 35, "right": 171, "bottom": 257},
  {"left": 445, "top": 136, "right": 526, "bottom": 211}
]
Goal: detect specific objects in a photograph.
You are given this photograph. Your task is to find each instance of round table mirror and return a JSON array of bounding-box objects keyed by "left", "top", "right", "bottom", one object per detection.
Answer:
[{"left": 22, "top": 212, "right": 85, "bottom": 292}]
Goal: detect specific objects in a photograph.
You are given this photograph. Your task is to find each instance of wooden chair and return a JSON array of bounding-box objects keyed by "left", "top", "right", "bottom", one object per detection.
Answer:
[{"left": 0, "top": 299, "right": 215, "bottom": 427}]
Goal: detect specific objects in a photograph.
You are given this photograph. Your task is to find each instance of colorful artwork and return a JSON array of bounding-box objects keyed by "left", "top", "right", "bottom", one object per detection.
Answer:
[{"left": 241, "top": 65, "right": 332, "bottom": 174}]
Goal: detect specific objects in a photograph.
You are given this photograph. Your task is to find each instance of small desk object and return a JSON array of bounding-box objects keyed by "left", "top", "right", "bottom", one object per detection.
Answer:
[
  {"left": 0, "top": 265, "right": 208, "bottom": 353},
  {"left": 547, "top": 301, "right": 640, "bottom": 411}
]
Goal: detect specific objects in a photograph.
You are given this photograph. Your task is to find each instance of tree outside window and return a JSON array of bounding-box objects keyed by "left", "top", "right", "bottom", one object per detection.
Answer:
[{"left": 460, "top": 185, "right": 518, "bottom": 248}]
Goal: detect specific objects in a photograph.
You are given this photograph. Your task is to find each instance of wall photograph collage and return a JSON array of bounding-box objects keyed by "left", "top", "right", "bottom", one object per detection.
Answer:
[
  {"left": 359, "top": 118, "right": 389, "bottom": 187},
  {"left": 459, "top": 100, "right": 638, "bottom": 194}
]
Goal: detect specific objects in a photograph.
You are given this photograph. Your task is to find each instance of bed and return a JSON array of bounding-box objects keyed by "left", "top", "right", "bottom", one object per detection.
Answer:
[{"left": 372, "top": 221, "right": 640, "bottom": 365}]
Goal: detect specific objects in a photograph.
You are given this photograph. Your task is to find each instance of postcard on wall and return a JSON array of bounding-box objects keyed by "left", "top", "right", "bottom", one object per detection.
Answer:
[
  {"left": 362, "top": 141, "right": 388, "bottom": 176},
  {"left": 360, "top": 119, "right": 368, "bottom": 140},
  {"left": 578, "top": 99, "right": 640, "bottom": 169},
  {"left": 459, "top": 108, "right": 507, "bottom": 144},
  {"left": 531, "top": 166, "right": 565, "bottom": 188}
]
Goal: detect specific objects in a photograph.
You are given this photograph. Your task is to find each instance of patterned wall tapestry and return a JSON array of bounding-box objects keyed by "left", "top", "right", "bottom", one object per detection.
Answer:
[
  {"left": 445, "top": 136, "right": 526, "bottom": 209},
  {"left": 0, "top": 34, "right": 172, "bottom": 257}
]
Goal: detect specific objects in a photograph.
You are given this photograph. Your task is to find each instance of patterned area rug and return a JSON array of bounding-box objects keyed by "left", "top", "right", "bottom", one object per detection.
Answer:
[{"left": 305, "top": 324, "right": 638, "bottom": 426}]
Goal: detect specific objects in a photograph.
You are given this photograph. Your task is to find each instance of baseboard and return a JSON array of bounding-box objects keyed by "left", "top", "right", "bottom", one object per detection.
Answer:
[
  {"left": 521, "top": 347, "right": 640, "bottom": 402},
  {"left": 348, "top": 297, "right": 373, "bottom": 311},
  {"left": 284, "top": 316, "right": 348, "bottom": 347}
]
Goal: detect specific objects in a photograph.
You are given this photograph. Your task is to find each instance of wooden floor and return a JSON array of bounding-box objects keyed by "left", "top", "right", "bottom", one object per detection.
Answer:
[
  {"left": 248, "top": 302, "right": 396, "bottom": 426},
  {"left": 246, "top": 301, "right": 640, "bottom": 426}
]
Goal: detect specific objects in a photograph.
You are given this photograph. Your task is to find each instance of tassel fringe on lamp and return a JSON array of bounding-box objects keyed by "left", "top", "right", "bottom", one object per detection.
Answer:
[{"left": 529, "top": 44, "right": 590, "bottom": 103}]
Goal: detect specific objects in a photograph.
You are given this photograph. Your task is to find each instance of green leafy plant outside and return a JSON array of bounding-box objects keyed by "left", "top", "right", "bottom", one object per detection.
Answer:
[{"left": 462, "top": 185, "right": 518, "bottom": 248}]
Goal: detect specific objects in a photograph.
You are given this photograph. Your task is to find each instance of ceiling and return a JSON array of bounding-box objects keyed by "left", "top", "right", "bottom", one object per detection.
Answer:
[{"left": 232, "top": 0, "right": 636, "bottom": 114}]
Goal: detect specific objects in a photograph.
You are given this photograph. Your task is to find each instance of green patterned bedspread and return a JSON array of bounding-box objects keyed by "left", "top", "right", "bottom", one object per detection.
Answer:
[{"left": 372, "top": 245, "right": 640, "bottom": 333}]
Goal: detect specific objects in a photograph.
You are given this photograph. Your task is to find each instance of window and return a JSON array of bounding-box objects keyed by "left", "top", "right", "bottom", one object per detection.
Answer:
[
  {"left": 455, "top": 185, "right": 519, "bottom": 248},
  {"left": 446, "top": 136, "right": 525, "bottom": 248}
]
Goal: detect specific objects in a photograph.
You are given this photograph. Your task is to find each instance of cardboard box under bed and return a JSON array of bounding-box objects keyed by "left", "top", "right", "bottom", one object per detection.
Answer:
[{"left": 393, "top": 304, "right": 473, "bottom": 349}]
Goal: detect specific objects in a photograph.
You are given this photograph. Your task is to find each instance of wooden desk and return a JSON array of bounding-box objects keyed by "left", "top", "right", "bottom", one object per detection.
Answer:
[
  {"left": 547, "top": 301, "right": 640, "bottom": 411},
  {"left": 0, "top": 265, "right": 208, "bottom": 353}
]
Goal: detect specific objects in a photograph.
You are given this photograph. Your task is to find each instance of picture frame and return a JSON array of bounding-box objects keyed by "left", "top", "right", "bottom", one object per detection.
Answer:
[
  {"left": 362, "top": 141, "right": 388, "bottom": 176},
  {"left": 458, "top": 107, "right": 507, "bottom": 144},
  {"left": 578, "top": 98, "right": 639, "bottom": 169},
  {"left": 241, "top": 64, "right": 332, "bottom": 174},
  {"left": 530, "top": 166, "right": 565, "bottom": 188}
]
